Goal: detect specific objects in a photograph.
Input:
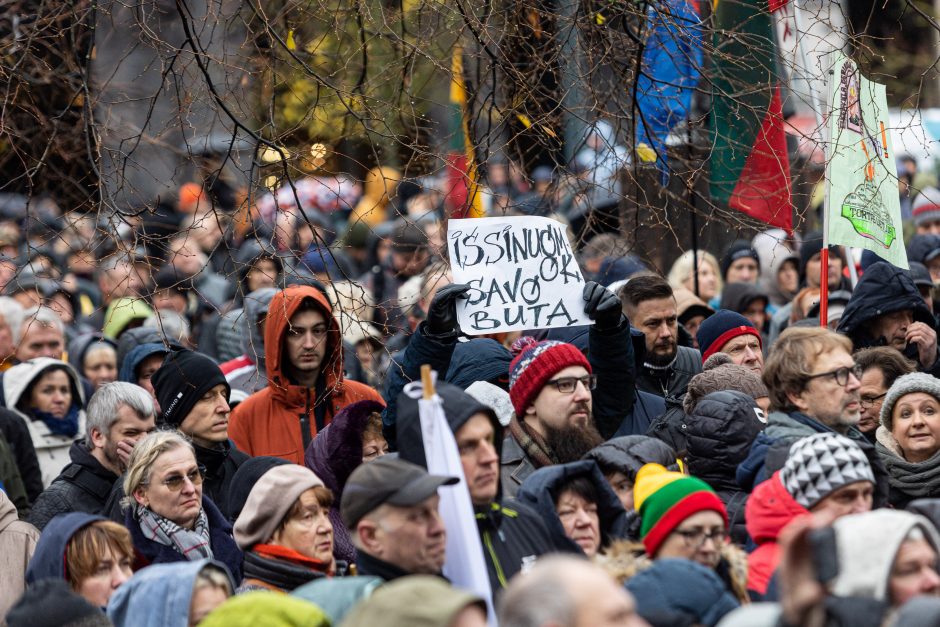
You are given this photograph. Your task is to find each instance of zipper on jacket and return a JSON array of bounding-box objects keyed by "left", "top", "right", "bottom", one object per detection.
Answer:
[
  {"left": 481, "top": 529, "right": 508, "bottom": 588},
  {"left": 299, "top": 388, "right": 312, "bottom": 451}
]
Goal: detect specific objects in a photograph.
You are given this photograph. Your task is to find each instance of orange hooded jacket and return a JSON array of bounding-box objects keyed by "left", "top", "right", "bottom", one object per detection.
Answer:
[{"left": 229, "top": 285, "right": 384, "bottom": 463}]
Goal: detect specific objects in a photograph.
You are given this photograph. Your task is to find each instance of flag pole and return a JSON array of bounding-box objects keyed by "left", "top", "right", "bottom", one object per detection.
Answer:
[{"left": 421, "top": 364, "right": 435, "bottom": 400}]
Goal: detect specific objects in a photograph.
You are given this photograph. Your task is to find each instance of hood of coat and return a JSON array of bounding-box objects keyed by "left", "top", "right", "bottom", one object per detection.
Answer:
[
  {"left": 304, "top": 399, "right": 386, "bottom": 496},
  {"left": 685, "top": 391, "right": 765, "bottom": 492},
  {"left": 26, "top": 512, "right": 104, "bottom": 584},
  {"left": 837, "top": 261, "right": 932, "bottom": 346},
  {"left": 240, "top": 287, "right": 278, "bottom": 365},
  {"left": 5, "top": 357, "right": 86, "bottom": 411},
  {"left": 625, "top": 558, "right": 741, "bottom": 626},
  {"left": 0, "top": 489, "right": 18, "bottom": 533},
  {"left": 583, "top": 436, "right": 679, "bottom": 484},
  {"left": 515, "top": 459, "right": 628, "bottom": 554},
  {"left": 234, "top": 240, "right": 283, "bottom": 296},
  {"left": 264, "top": 285, "right": 344, "bottom": 396},
  {"left": 119, "top": 342, "right": 172, "bottom": 384},
  {"left": 720, "top": 282, "right": 769, "bottom": 316},
  {"left": 744, "top": 471, "right": 809, "bottom": 545},
  {"left": 444, "top": 339, "right": 512, "bottom": 390},
  {"left": 67, "top": 333, "right": 117, "bottom": 376},
  {"left": 106, "top": 559, "right": 235, "bottom": 627}
]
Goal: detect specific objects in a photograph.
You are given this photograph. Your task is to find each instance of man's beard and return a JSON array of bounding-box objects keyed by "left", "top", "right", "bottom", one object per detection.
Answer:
[
  {"left": 646, "top": 341, "right": 678, "bottom": 367},
  {"left": 544, "top": 417, "right": 604, "bottom": 463},
  {"left": 102, "top": 440, "right": 124, "bottom": 473}
]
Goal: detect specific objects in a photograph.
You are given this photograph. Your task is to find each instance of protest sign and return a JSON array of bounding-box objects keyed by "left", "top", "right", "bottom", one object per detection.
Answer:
[
  {"left": 447, "top": 216, "right": 593, "bottom": 334},
  {"left": 826, "top": 53, "right": 907, "bottom": 268}
]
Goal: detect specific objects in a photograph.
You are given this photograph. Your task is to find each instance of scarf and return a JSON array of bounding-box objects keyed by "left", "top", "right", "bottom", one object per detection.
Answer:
[
  {"left": 32, "top": 405, "right": 80, "bottom": 438},
  {"left": 508, "top": 414, "right": 557, "bottom": 468},
  {"left": 876, "top": 427, "right": 940, "bottom": 500},
  {"left": 136, "top": 504, "right": 213, "bottom": 560}
]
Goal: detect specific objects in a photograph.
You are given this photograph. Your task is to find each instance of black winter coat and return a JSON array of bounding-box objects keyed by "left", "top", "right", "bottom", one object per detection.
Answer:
[
  {"left": 684, "top": 391, "right": 764, "bottom": 545},
  {"left": 27, "top": 441, "right": 119, "bottom": 531},
  {"left": 636, "top": 345, "right": 702, "bottom": 400},
  {"left": 0, "top": 407, "right": 42, "bottom": 503}
]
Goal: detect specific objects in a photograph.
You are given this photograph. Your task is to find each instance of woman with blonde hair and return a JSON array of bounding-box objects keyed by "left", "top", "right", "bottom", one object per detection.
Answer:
[{"left": 667, "top": 250, "right": 722, "bottom": 304}]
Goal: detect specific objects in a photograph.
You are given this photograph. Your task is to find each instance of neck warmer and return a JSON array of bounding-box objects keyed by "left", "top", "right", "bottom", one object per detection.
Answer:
[
  {"left": 876, "top": 428, "right": 940, "bottom": 500},
  {"left": 32, "top": 405, "right": 80, "bottom": 438},
  {"left": 242, "top": 544, "right": 331, "bottom": 591},
  {"left": 136, "top": 504, "right": 213, "bottom": 560},
  {"left": 508, "top": 414, "right": 558, "bottom": 468}
]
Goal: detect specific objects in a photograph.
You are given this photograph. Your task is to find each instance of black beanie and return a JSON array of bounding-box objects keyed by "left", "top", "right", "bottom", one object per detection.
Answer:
[
  {"left": 6, "top": 579, "right": 110, "bottom": 627},
  {"left": 151, "top": 350, "right": 229, "bottom": 427},
  {"left": 224, "top": 455, "right": 291, "bottom": 521},
  {"left": 720, "top": 240, "right": 760, "bottom": 279}
]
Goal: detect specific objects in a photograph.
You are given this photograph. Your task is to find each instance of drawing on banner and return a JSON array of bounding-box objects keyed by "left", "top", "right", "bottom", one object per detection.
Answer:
[
  {"left": 447, "top": 216, "right": 593, "bottom": 334},
  {"left": 840, "top": 180, "right": 897, "bottom": 249},
  {"left": 838, "top": 62, "right": 863, "bottom": 134}
]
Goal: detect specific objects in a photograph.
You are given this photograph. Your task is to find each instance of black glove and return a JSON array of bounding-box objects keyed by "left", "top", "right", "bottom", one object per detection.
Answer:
[
  {"left": 583, "top": 281, "right": 622, "bottom": 331},
  {"left": 426, "top": 283, "right": 471, "bottom": 337}
]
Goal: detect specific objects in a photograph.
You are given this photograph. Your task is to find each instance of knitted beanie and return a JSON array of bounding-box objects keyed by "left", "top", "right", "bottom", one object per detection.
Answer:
[
  {"left": 880, "top": 372, "right": 940, "bottom": 430},
  {"left": 151, "top": 349, "right": 230, "bottom": 427},
  {"left": 695, "top": 309, "right": 762, "bottom": 362},
  {"left": 720, "top": 240, "right": 761, "bottom": 279},
  {"left": 682, "top": 353, "right": 769, "bottom": 414},
  {"left": 913, "top": 187, "right": 940, "bottom": 228},
  {"left": 508, "top": 340, "right": 592, "bottom": 417},
  {"left": 779, "top": 433, "right": 875, "bottom": 509},
  {"left": 634, "top": 463, "right": 728, "bottom": 557},
  {"left": 234, "top": 464, "right": 325, "bottom": 549}
]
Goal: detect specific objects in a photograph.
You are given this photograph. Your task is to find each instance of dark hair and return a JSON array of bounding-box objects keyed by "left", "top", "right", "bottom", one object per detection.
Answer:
[
  {"left": 552, "top": 475, "right": 598, "bottom": 507},
  {"left": 854, "top": 346, "right": 917, "bottom": 389},
  {"left": 618, "top": 274, "right": 673, "bottom": 311},
  {"left": 18, "top": 364, "right": 79, "bottom": 413}
]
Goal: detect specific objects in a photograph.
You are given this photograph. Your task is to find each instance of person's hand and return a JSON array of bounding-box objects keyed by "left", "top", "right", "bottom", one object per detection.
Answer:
[
  {"left": 116, "top": 439, "right": 136, "bottom": 472},
  {"left": 426, "top": 283, "right": 471, "bottom": 337},
  {"left": 906, "top": 321, "right": 938, "bottom": 368},
  {"left": 583, "top": 281, "right": 622, "bottom": 331},
  {"left": 777, "top": 511, "right": 838, "bottom": 627}
]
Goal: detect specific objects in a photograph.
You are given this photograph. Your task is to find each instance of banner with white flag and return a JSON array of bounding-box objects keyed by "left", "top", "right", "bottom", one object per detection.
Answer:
[
  {"left": 826, "top": 53, "right": 907, "bottom": 268},
  {"left": 403, "top": 375, "right": 496, "bottom": 625}
]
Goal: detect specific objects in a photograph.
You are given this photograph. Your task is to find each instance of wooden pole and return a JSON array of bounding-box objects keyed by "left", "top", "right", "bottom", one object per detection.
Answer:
[{"left": 421, "top": 364, "right": 435, "bottom": 400}]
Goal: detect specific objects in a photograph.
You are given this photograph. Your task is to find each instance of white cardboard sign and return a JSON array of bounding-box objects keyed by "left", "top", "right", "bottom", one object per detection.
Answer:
[{"left": 447, "top": 216, "right": 593, "bottom": 334}]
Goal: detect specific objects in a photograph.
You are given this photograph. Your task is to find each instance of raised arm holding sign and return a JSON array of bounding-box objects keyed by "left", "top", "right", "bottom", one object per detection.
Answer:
[{"left": 447, "top": 216, "right": 594, "bottom": 334}]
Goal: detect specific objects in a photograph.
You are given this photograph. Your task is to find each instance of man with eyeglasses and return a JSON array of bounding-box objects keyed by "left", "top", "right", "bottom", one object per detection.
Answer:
[
  {"left": 853, "top": 347, "right": 917, "bottom": 442},
  {"left": 229, "top": 285, "right": 384, "bottom": 464},
  {"left": 738, "top": 327, "right": 889, "bottom": 503}
]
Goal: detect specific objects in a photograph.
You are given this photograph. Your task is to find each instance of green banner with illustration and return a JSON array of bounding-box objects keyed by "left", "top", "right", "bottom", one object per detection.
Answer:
[{"left": 827, "top": 54, "right": 907, "bottom": 269}]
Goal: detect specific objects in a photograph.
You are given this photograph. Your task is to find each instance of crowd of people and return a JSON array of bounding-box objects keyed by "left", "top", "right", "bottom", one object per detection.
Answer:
[{"left": 4, "top": 160, "right": 940, "bottom": 627}]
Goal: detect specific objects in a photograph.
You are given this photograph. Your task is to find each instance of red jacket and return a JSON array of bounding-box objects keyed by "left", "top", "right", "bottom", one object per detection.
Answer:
[
  {"left": 229, "top": 286, "right": 384, "bottom": 464},
  {"left": 745, "top": 471, "right": 810, "bottom": 596}
]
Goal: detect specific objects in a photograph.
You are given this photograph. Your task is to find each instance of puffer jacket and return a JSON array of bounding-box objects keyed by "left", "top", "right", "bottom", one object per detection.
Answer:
[
  {"left": 583, "top": 435, "right": 679, "bottom": 481},
  {"left": 0, "top": 490, "right": 39, "bottom": 619},
  {"left": 685, "top": 391, "right": 764, "bottom": 545},
  {"left": 397, "top": 381, "right": 560, "bottom": 592},
  {"left": 744, "top": 471, "right": 809, "bottom": 597},
  {"left": 515, "top": 459, "right": 628, "bottom": 555},
  {"left": 27, "top": 440, "right": 119, "bottom": 531},
  {"left": 304, "top": 399, "right": 385, "bottom": 564},
  {"left": 229, "top": 285, "right": 384, "bottom": 464},
  {"left": 4, "top": 358, "right": 87, "bottom": 488},
  {"left": 838, "top": 261, "right": 940, "bottom": 374},
  {"left": 219, "top": 287, "right": 278, "bottom": 394}
]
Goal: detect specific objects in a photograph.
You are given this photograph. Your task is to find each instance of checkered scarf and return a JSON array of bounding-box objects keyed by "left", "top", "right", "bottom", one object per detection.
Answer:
[
  {"left": 508, "top": 414, "right": 558, "bottom": 468},
  {"left": 136, "top": 504, "right": 213, "bottom": 560}
]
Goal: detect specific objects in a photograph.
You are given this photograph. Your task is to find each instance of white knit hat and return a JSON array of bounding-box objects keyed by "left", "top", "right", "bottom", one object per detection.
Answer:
[{"left": 880, "top": 372, "right": 940, "bottom": 430}]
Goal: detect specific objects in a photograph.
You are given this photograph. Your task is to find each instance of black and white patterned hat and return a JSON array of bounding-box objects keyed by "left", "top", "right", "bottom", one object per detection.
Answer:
[{"left": 779, "top": 432, "right": 875, "bottom": 509}]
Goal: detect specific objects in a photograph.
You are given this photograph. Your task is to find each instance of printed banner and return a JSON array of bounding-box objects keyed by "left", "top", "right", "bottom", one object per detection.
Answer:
[
  {"left": 447, "top": 216, "right": 593, "bottom": 334},
  {"left": 827, "top": 54, "right": 907, "bottom": 268}
]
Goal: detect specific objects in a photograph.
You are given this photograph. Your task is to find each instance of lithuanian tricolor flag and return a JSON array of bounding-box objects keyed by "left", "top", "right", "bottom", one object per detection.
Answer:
[
  {"left": 709, "top": 0, "right": 792, "bottom": 230},
  {"left": 446, "top": 47, "right": 484, "bottom": 219}
]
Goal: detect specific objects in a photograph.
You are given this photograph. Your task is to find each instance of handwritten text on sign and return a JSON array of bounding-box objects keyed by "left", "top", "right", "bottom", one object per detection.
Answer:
[{"left": 447, "top": 216, "right": 593, "bottom": 334}]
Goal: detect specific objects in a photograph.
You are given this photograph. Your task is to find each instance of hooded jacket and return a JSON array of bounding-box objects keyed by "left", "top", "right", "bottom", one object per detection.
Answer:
[
  {"left": 219, "top": 287, "right": 277, "bottom": 394},
  {"left": 583, "top": 436, "right": 679, "bottom": 482},
  {"left": 107, "top": 558, "right": 236, "bottom": 627},
  {"left": 118, "top": 342, "right": 172, "bottom": 385},
  {"left": 744, "top": 471, "right": 809, "bottom": 596},
  {"left": 515, "top": 459, "right": 628, "bottom": 555},
  {"left": 199, "top": 590, "right": 330, "bottom": 627},
  {"left": 229, "top": 285, "right": 384, "bottom": 464},
  {"left": 720, "top": 282, "right": 769, "bottom": 322},
  {"left": 25, "top": 511, "right": 103, "bottom": 584},
  {"left": 625, "top": 558, "right": 740, "bottom": 626},
  {"left": 4, "top": 358, "right": 87, "bottom": 488},
  {"left": 396, "top": 381, "right": 559, "bottom": 592},
  {"left": 837, "top": 261, "right": 938, "bottom": 372},
  {"left": 27, "top": 440, "right": 119, "bottom": 531},
  {"left": 304, "top": 399, "right": 385, "bottom": 564},
  {"left": 685, "top": 391, "right": 765, "bottom": 545},
  {"left": 125, "top": 494, "right": 243, "bottom": 582},
  {"left": 445, "top": 339, "right": 512, "bottom": 390},
  {"left": 0, "top": 490, "right": 39, "bottom": 619},
  {"left": 67, "top": 333, "right": 118, "bottom": 380}
]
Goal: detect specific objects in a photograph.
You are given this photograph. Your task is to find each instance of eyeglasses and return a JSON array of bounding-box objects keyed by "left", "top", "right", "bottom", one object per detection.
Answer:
[
  {"left": 804, "top": 364, "right": 863, "bottom": 387},
  {"left": 860, "top": 392, "right": 887, "bottom": 409},
  {"left": 673, "top": 527, "right": 726, "bottom": 549},
  {"left": 545, "top": 375, "right": 597, "bottom": 394},
  {"left": 145, "top": 466, "right": 205, "bottom": 492}
]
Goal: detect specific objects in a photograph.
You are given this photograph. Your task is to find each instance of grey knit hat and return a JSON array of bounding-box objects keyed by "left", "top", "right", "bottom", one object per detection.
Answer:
[
  {"left": 780, "top": 433, "right": 875, "bottom": 509},
  {"left": 880, "top": 372, "right": 940, "bottom": 430},
  {"left": 682, "top": 352, "right": 769, "bottom": 414}
]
